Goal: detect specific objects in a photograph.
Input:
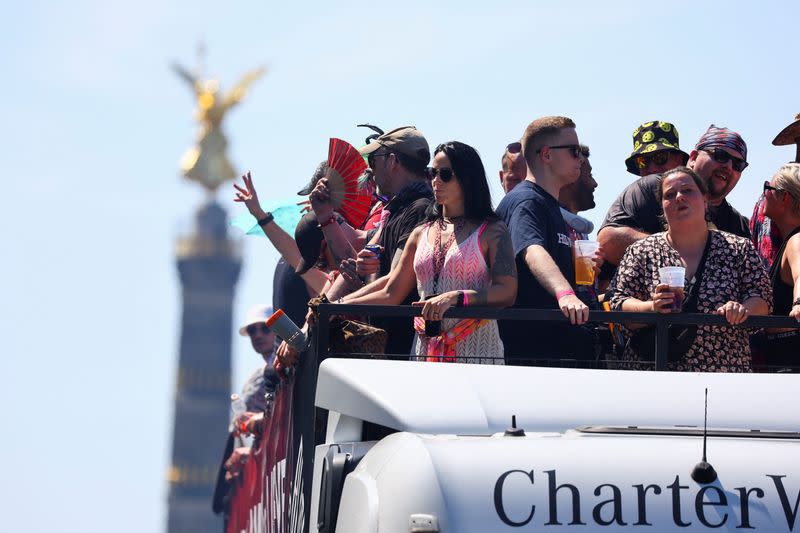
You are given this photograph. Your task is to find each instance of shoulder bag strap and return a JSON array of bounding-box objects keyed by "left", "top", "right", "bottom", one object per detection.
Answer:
[{"left": 682, "top": 231, "right": 714, "bottom": 313}]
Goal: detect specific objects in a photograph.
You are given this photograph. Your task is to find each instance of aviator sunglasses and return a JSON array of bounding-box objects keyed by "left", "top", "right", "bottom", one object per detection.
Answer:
[
  {"left": 426, "top": 167, "right": 455, "bottom": 182},
  {"left": 535, "top": 144, "right": 582, "bottom": 159},
  {"left": 246, "top": 323, "right": 271, "bottom": 336},
  {"left": 635, "top": 151, "right": 671, "bottom": 170},
  {"left": 702, "top": 148, "right": 749, "bottom": 172}
]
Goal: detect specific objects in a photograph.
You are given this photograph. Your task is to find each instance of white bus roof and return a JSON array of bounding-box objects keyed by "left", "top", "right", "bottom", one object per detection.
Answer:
[{"left": 315, "top": 359, "right": 800, "bottom": 434}]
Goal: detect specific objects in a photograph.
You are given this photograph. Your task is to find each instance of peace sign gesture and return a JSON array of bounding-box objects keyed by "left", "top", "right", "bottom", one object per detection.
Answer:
[{"left": 233, "top": 171, "right": 267, "bottom": 220}]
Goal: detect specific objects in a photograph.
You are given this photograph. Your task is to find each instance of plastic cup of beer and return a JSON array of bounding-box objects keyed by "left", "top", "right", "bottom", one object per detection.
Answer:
[
  {"left": 574, "top": 240, "right": 599, "bottom": 286},
  {"left": 658, "top": 266, "right": 686, "bottom": 312}
]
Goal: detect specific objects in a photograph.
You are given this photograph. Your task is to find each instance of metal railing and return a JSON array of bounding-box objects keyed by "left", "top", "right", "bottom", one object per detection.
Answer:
[{"left": 314, "top": 304, "right": 800, "bottom": 371}]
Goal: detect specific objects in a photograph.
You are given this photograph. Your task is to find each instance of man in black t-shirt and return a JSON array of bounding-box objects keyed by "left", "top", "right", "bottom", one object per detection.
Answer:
[
  {"left": 599, "top": 125, "right": 752, "bottom": 278},
  {"left": 496, "top": 116, "right": 595, "bottom": 363},
  {"left": 336, "top": 126, "right": 433, "bottom": 355}
]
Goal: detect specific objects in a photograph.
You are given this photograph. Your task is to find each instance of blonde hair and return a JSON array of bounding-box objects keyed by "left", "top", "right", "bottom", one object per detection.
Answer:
[
  {"left": 773, "top": 163, "right": 800, "bottom": 216},
  {"left": 521, "top": 116, "right": 576, "bottom": 169}
]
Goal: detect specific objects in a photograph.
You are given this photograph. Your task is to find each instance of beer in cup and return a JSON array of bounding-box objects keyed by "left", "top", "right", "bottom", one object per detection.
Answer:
[
  {"left": 658, "top": 266, "right": 686, "bottom": 312},
  {"left": 574, "top": 240, "right": 599, "bottom": 286}
]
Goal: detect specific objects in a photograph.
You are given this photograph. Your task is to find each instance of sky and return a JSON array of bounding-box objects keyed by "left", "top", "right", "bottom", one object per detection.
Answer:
[{"left": 2, "top": 1, "right": 799, "bottom": 531}]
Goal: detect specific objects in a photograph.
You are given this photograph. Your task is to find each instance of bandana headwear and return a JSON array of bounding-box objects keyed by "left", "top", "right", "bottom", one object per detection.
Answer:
[{"left": 695, "top": 124, "right": 747, "bottom": 161}]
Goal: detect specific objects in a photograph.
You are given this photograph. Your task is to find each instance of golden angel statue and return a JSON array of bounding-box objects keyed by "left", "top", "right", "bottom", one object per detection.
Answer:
[{"left": 173, "top": 60, "right": 266, "bottom": 191}]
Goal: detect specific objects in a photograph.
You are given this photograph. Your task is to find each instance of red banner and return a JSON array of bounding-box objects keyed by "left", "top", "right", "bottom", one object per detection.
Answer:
[{"left": 227, "top": 374, "right": 306, "bottom": 533}]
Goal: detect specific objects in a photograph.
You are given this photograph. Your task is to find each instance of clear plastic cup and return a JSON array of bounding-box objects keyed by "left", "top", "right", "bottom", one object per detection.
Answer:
[
  {"left": 574, "top": 240, "right": 599, "bottom": 286},
  {"left": 658, "top": 266, "right": 686, "bottom": 312}
]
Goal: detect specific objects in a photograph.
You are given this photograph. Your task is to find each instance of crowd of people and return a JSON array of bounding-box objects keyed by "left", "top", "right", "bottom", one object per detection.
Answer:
[
  {"left": 235, "top": 116, "right": 800, "bottom": 373},
  {"left": 211, "top": 114, "right": 800, "bottom": 521}
]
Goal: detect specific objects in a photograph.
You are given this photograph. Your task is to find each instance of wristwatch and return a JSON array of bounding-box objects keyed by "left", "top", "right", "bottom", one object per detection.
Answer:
[{"left": 257, "top": 212, "right": 274, "bottom": 226}]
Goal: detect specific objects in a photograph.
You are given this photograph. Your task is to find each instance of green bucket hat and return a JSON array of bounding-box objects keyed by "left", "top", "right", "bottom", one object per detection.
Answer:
[{"left": 624, "top": 120, "right": 689, "bottom": 175}]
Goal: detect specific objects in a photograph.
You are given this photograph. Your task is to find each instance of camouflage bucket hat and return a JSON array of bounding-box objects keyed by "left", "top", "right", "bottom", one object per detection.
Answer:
[{"left": 624, "top": 120, "right": 690, "bottom": 175}]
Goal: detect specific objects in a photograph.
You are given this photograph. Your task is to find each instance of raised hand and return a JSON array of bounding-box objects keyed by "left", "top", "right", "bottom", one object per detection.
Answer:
[
  {"left": 309, "top": 177, "right": 334, "bottom": 220},
  {"left": 233, "top": 171, "right": 266, "bottom": 219}
]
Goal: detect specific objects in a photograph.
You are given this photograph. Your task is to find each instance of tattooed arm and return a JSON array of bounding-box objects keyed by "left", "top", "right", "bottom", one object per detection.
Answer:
[{"left": 468, "top": 221, "right": 518, "bottom": 306}]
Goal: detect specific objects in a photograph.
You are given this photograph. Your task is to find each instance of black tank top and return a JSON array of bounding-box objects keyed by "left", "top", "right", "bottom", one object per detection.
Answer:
[
  {"left": 770, "top": 226, "right": 800, "bottom": 315},
  {"left": 765, "top": 225, "right": 800, "bottom": 369}
]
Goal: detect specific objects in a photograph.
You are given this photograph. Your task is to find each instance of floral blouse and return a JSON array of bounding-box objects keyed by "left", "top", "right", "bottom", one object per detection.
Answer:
[{"left": 608, "top": 230, "right": 772, "bottom": 372}]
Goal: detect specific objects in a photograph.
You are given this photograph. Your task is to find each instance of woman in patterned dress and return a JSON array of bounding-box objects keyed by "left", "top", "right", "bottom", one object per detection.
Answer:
[
  {"left": 344, "top": 141, "right": 517, "bottom": 364},
  {"left": 607, "top": 167, "right": 772, "bottom": 371}
]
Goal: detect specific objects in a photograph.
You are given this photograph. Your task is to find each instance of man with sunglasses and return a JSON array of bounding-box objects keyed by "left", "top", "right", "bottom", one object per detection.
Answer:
[
  {"left": 624, "top": 121, "right": 689, "bottom": 178},
  {"left": 326, "top": 126, "right": 433, "bottom": 356},
  {"left": 599, "top": 124, "right": 751, "bottom": 278},
  {"left": 499, "top": 141, "right": 528, "bottom": 193},
  {"left": 496, "top": 116, "right": 595, "bottom": 364}
]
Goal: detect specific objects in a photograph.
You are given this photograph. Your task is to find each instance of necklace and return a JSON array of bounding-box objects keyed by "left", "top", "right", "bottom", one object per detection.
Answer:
[
  {"left": 431, "top": 217, "right": 465, "bottom": 293},
  {"left": 440, "top": 215, "right": 465, "bottom": 228}
]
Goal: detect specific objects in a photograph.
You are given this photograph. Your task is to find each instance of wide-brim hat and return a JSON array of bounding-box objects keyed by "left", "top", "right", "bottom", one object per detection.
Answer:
[
  {"left": 624, "top": 120, "right": 689, "bottom": 175},
  {"left": 772, "top": 114, "right": 800, "bottom": 146}
]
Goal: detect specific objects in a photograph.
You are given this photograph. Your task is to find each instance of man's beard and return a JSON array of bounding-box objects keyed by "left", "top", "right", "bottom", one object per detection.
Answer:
[{"left": 708, "top": 169, "right": 732, "bottom": 201}]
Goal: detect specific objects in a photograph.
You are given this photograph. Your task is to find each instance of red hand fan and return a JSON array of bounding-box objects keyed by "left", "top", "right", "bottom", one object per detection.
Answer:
[{"left": 325, "top": 138, "right": 373, "bottom": 228}]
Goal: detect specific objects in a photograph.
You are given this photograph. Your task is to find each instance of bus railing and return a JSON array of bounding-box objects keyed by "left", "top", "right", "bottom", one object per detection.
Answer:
[{"left": 314, "top": 304, "right": 800, "bottom": 371}]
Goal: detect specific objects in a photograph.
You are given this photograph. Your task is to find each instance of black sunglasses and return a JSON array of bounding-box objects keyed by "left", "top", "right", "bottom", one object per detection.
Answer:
[
  {"left": 763, "top": 181, "right": 783, "bottom": 194},
  {"left": 702, "top": 148, "right": 748, "bottom": 172},
  {"left": 635, "top": 151, "right": 671, "bottom": 170},
  {"left": 426, "top": 167, "right": 455, "bottom": 182},
  {"left": 367, "top": 151, "right": 391, "bottom": 168},
  {"left": 506, "top": 142, "right": 522, "bottom": 153},
  {"left": 246, "top": 323, "right": 271, "bottom": 336},
  {"left": 536, "top": 144, "right": 582, "bottom": 159}
]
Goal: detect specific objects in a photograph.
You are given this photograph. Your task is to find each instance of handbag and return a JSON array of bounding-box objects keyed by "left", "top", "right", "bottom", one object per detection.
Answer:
[
  {"left": 628, "top": 233, "right": 713, "bottom": 363},
  {"left": 308, "top": 295, "right": 388, "bottom": 357}
]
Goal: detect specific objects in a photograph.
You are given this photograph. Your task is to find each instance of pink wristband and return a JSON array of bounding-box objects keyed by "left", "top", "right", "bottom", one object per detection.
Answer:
[
  {"left": 462, "top": 291, "right": 469, "bottom": 307},
  {"left": 556, "top": 289, "right": 576, "bottom": 300}
]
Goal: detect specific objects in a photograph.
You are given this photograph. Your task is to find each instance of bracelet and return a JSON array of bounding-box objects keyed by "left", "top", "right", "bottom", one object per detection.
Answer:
[
  {"left": 463, "top": 291, "right": 469, "bottom": 307},
  {"left": 257, "top": 212, "right": 274, "bottom": 226},
  {"left": 455, "top": 291, "right": 465, "bottom": 307},
  {"left": 793, "top": 297, "right": 800, "bottom": 307},
  {"left": 556, "top": 289, "right": 576, "bottom": 300},
  {"left": 317, "top": 215, "right": 336, "bottom": 228}
]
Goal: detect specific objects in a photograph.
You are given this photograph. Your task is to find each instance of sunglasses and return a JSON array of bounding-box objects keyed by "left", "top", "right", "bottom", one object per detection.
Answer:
[
  {"left": 506, "top": 142, "right": 522, "bottom": 153},
  {"left": 635, "top": 151, "right": 671, "bottom": 170},
  {"left": 702, "top": 148, "right": 748, "bottom": 172},
  {"left": 536, "top": 144, "right": 582, "bottom": 159},
  {"left": 367, "top": 151, "right": 391, "bottom": 168},
  {"left": 246, "top": 323, "right": 271, "bottom": 336},
  {"left": 426, "top": 167, "right": 455, "bottom": 182},
  {"left": 763, "top": 181, "right": 783, "bottom": 194}
]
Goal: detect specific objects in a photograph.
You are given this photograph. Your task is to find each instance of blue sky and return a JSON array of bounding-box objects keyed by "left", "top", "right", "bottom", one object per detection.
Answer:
[{"left": 2, "top": 1, "right": 798, "bottom": 531}]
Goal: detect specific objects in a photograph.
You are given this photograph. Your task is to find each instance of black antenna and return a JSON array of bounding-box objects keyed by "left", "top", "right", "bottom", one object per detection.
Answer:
[
  {"left": 504, "top": 415, "right": 525, "bottom": 437},
  {"left": 691, "top": 388, "right": 718, "bottom": 483}
]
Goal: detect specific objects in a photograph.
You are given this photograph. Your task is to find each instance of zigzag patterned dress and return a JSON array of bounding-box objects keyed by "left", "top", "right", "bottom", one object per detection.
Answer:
[{"left": 412, "top": 221, "right": 504, "bottom": 364}]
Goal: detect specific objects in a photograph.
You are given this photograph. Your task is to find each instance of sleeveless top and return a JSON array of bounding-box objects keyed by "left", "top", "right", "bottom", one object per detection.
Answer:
[
  {"left": 765, "top": 225, "right": 800, "bottom": 369},
  {"left": 412, "top": 220, "right": 504, "bottom": 364}
]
